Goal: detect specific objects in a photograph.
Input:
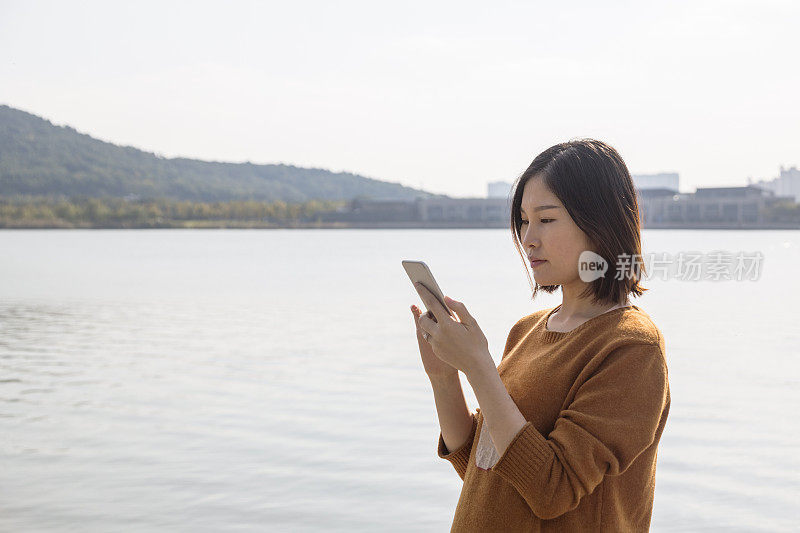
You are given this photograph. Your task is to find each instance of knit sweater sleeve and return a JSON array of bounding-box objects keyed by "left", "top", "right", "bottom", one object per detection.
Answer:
[
  {"left": 490, "top": 341, "right": 669, "bottom": 520},
  {"left": 436, "top": 316, "right": 530, "bottom": 479}
]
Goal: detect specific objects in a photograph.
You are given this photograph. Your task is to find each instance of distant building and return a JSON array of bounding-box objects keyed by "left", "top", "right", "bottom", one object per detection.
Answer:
[
  {"left": 632, "top": 173, "right": 680, "bottom": 193},
  {"left": 318, "top": 196, "right": 511, "bottom": 227},
  {"left": 316, "top": 177, "right": 797, "bottom": 229},
  {"left": 418, "top": 197, "right": 510, "bottom": 224},
  {"left": 637, "top": 185, "right": 794, "bottom": 226},
  {"left": 752, "top": 166, "right": 800, "bottom": 203},
  {"left": 487, "top": 181, "right": 513, "bottom": 199},
  {"left": 321, "top": 197, "right": 420, "bottom": 223}
]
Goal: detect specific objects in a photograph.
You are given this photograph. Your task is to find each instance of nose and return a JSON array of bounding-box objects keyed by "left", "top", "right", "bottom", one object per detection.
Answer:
[{"left": 521, "top": 223, "right": 540, "bottom": 250}]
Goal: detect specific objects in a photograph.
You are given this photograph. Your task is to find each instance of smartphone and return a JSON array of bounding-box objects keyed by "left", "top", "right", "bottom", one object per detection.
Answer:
[{"left": 402, "top": 260, "right": 457, "bottom": 322}]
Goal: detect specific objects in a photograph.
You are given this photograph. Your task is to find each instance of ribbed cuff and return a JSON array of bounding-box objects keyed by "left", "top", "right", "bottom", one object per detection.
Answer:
[
  {"left": 437, "top": 412, "right": 478, "bottom": 480},
  {"left": 490, "top": 421, "right": 551, "bottom": 491}
]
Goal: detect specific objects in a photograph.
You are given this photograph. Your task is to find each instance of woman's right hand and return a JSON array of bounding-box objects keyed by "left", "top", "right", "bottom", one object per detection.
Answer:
[{"left": 411, "top": 304, "right": 458, "bottom": 381}]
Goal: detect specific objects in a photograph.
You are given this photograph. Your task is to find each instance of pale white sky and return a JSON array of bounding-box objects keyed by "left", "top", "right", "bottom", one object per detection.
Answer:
[{"left": 1, "top": 0, "right": 797, "bottom": 197}]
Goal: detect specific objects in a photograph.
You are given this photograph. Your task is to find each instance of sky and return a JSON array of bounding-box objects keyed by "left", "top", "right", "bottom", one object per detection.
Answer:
[{"left": 1, "top": 0, "right": 797, "bottom": 197}]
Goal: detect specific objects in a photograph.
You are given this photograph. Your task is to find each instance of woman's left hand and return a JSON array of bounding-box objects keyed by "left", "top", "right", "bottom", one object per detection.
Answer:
[{"left": 414, "top": 282, "right": 493, "bottom": 376}]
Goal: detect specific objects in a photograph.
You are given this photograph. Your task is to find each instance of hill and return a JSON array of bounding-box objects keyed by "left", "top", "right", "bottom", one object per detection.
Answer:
[{"left": 0, "top": 104, "right": 442, "bottom": 203}]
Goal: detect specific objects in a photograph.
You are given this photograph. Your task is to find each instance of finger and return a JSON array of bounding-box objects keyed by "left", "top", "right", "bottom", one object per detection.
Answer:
[
  {"left": 411, "top": 307, "right": 425, "bottom": 339},
  {"left": 414, "top": 282, "right": 448, "bottom": 323},
  {"left": 444, "top": 296, "right": 473, "bottom": 326},
  {"left": 411, "top": 305, "right": 423, "bottom": 326},
  {"left": 417, "top": 312, "right": 439, "bottom": 340}
]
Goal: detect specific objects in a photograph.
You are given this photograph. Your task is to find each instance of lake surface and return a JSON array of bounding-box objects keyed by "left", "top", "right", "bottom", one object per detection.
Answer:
[{"left": 1, "top": 229, "right": 798, "bottom": 532}]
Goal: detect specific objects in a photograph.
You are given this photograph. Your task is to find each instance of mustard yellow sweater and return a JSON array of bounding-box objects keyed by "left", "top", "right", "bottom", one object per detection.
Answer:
[{"left": 438, "top": 304, "right": 671, "bottom": 532}]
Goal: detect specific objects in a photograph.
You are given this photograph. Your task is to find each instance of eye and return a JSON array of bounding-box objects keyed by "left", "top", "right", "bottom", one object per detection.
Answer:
[
  {"left": 540, "top": 219, "right": 554, "bottom": 224},
  {"left": 520, "top": 220, "right": 529, "bottom": 225}
]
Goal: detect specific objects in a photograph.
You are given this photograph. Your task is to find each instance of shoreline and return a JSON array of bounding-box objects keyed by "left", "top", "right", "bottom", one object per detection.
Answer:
[{"left": 1, "top": 220, "right": 799, "bottom": 230}]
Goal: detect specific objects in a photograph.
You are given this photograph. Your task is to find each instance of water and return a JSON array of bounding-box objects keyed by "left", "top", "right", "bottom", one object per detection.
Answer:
[{"left": 1, "top": 229, "right": 798, "bottom": 532}]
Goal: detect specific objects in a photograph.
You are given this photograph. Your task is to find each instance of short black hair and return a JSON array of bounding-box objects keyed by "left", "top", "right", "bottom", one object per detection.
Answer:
[{"left": 509, "top": 138, "right": 647, "bottom": 304}]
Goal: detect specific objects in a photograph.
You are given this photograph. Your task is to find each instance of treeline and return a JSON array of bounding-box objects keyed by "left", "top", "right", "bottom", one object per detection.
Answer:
[
  {"left": 0, "top": 195, "right": 347, "bottom": 228},
  {"left": 2, "top": 195, "right": 798, "bottom": 229}
]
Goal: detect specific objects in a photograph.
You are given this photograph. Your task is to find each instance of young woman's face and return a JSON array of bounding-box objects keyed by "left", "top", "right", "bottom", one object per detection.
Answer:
[{"left": 519, "top": 176, "right": 595, "bottom": 287}]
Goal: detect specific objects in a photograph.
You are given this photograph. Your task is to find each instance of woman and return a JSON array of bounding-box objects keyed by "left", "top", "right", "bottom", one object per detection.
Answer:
[{"left": 411, "top": 139, "right": 670, "bottom": 532}]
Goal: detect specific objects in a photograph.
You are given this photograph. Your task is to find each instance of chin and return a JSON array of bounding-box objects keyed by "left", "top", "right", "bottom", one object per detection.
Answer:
[
  {"left": 533, "top": 271, "right": 563, "bottom": 290},
  {"left": 533, "top": 272, "right": 556, "bottom": 285}
]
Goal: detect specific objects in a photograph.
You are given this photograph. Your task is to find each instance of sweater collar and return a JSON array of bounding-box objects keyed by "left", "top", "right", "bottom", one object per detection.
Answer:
[{"left": 538, "top": 304, "right": 638, "bottom": 343}]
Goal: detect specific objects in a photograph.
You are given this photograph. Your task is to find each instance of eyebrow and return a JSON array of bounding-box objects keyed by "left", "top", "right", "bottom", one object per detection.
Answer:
[{"left": 520, "top": 205, "right": 560, "bottom": 214}]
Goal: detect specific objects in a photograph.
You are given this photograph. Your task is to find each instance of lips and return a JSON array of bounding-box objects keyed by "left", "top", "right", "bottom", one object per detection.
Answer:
[{"left": 530, "top": 259, "right": 547, "bottom": 267}]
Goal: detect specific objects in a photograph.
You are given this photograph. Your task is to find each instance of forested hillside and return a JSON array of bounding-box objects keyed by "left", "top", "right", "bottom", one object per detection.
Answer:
[{"left": 0, "top": 105, "right": 440, "bottom": 203}]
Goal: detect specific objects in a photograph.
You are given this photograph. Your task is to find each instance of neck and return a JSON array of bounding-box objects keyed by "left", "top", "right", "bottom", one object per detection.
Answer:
[{"left": 557, "top": 280, "right": 629, "bottom": 320}]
